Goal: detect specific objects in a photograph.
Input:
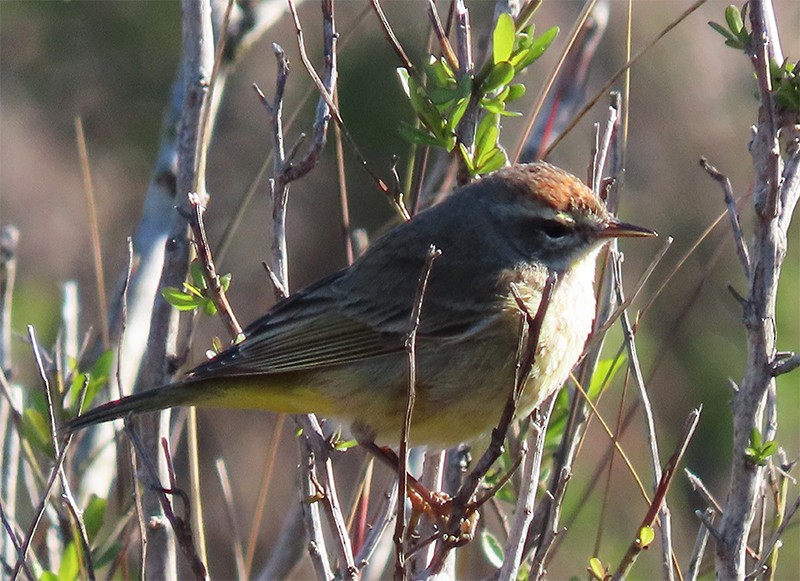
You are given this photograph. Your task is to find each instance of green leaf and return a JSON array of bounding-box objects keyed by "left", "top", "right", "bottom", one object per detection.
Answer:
[
  {"left": 588, "top": 557, "right": 607, "bottom": 580},
  {"left": 708, "top": 21, "right": 739, "bottom": 44},
  {"left": 512, "top": 26, "right": 558, "bottom": 71},
  {"left": 397, "top": 67, "right": 412, "bottom": 97},
  {"left": 80, "top": 350, "right": 113, "bottom": 409},
  {"left": 58, "top": 541, "right": 79, "bottom": 581},
  {"left": 333, "top": 439, "right": 358, "bottom": 451},
  {"left": 445, "top": 76, "right": 473, "bottom": 131},
  {"left": 458, "top": 143, "right": 476, "bottom": 175},
  {"left": 588, "top": 355, "right": 627, "bottom": 400},
  {"left": 724, "top": 5, "right": 744, "bottom": 36},
  {"left": 161, "top": 287, "right": 203, "bottom": 311},
  {"left": 761, "top": 440, "right": 777, "bottom": 457},
  {"left": 83, "top": 495, "right": 107, "bottom": 541},
  {"left": 750, "top": 427, "right": 762, "bottom": 449},
  {"left": 637, "top": 525, "right": 655, "bottom": 548},
  {"left": 507, "top": 83, "right": 526, "bottom": 101},
  {"left": 40, "top": 572, "right": 58, "bottom": 581},
  {"left": 405, "top": 74, "right": 447, "bottom": 135},
  {"left": 190, "top": 259, "right": 206, "bottom": 290},
  {"left": 219, "top": 273, "right": 231, "bottom": 292},
  {"left": 493, "top": 13, "right": 516, "bottom": 64},
  {"left": 429, "top": 86, "right": 459, "bottom": 105},
  {"left": 476, "top": 147, "right": 508, "bottom": 175},
  {"left": 202, "top": 298, "right": 218, "bottom": 317},
  {"left": 424, "top": 56, "right": 455, "bottom": 87},
  {"left": 480, "top": 530, "right": 505, "bottom": 568},
  {"left": 22, "top": 408, "right": 52, "bottom": 455},
  {"left": 182, "top": 282, "right": 203, "bottom": 298},
  {"left": 481, "top": 97, "right": 507, "bottom": 115},
  {"left": 475, "top": 113, "right": 500, "bottom": 163},
  {"left": 483, "top": 61, "right": 515, "bottom": 95},
  {"left": 527, "top": 26, "right": 559, "bottom": 63},
  {"left": 398, "top": 122, "right": 444, "bottom": 148}
]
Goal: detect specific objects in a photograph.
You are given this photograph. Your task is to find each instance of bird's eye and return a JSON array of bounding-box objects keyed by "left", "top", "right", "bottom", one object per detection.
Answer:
[{"left": 540, "top": 220, "right": 571, "bottom": 239}]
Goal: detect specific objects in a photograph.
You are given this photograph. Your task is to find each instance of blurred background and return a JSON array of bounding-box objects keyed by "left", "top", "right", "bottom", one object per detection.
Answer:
[{"left": 1, "top": 0, "right": 798, "bottom": 578}]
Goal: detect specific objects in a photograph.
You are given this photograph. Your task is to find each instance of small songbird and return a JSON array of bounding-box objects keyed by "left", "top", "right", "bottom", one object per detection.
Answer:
[{"left": 65, "top": 162, "right": 655, "bottom": 447}]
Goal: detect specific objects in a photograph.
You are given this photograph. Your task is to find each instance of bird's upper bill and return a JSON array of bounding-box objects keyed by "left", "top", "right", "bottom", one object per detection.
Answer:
[{"left": 598, "top": 219, "right": 658, "bottom": 239}]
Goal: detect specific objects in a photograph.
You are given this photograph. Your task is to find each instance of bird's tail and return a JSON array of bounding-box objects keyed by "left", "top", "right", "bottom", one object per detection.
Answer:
[{"left": 63, "top": 379, "right": 215, "bottom": 434}]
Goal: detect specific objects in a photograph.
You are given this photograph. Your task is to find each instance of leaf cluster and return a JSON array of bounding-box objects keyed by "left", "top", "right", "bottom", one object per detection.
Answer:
[
  {"left": 708, "top": 5, "right": 751, "bottom": 50},
  {"left": 398, "top": 12, "right": 557, "bottom": 178},
  {"left": 162, "top": 258, "right": 231, "bottom": 317}
]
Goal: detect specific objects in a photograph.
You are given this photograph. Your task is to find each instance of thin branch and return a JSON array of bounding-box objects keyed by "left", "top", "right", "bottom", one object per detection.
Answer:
[
  {"left": 611, "top": 252, "right": 675, "bottom": 581},
  {"left": 611, "top": 408, "right": 701, "bottom": 580},
  {"left": 685, "top": 469, "right": 723, "bottom": 514},
  {"left": 540, "top": 0, "right": 707, "bottom": 160},
  {"left": 499, "top": 398, "right": 555, "bottom": 581},
  {"left": 715, "top": 1, "right": 799, "bottom": 577},
  {"left": 771, "top": 352, "right": 800, "bottom": 376},
  {"left": 295, "top": 414, "right": 357, "bottom": 581},
  {"left": 124, "top": 428, "right": 209, "bottom": 580},
  {"left": 214, "top": 458, "right": 246, "bottom": 580},
  {"left": 699, "top": 157, "right": 751, "bottom": 279},
  {"left": 425, "top": 0, "right": 459, "bottom": 72},
  {"left": 355, "top": 480, "right": 398, "bottom": 571},
  {"left": 395, "top": 245, "right": 441, "bottom": 577},
  {"left": 184, "top": 192, "right": 242, "bottom": 339},
  {"left": 746, "top": 494, "right": 800, "bottom": 580},
  {"left": 74, "top": 117, "right": 109, "bottom": 350},
  {"left": 530, "top": 467, "right": 571, "bottom": 581},
  {"left": 11, "top": 442, "right": 70, "bottom": 581},
  {"left": 246, "top": 414, "right": 287, "bottom": 577},
  {"left": 368, "top": 0, "right": 415, "bottom": 72},
  {"left": 686, "top": 508, "right": 714, "bottom": 581},
  {"left": 425, "top": 272, "right": 558, "bottom": 575}
]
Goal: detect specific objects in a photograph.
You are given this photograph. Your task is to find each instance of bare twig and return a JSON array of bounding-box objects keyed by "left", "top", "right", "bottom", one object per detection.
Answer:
[
  {"left": 425, "top": 0, "right": 459, "bottom": 72},
  {"left": 715, "top": 1, "right": 800, "bottom": 577},
  {"left": 611, "top": 408, "right": 701, "bottom": 580},
  {"left": 611, "top": 252, "right": 675, "bottom": 581},
  {"left": 395, "top": 245, "right": 441, "bottom": 577},
  {"left": 540, "top": 0, "right": 707, "bottom": 160},
  {"left": 746, "top": 494, "right": 800, "bottom": 580},
  {"left": 74, "top": 118, "right": 109, "bottom": 350},
  {"left": 771, "top": 352, "right": 800, "bottom": 376},
  {"left": 356, "top": 480, "right": 398, "bottom": 572},
  {"left": 215, "top": 458, "right": 246, "bottom": 579},
  {"left": 518, "top": 0, "right": 609, "bottom": 162},
  {"left": 699, "top": 157, "right": 751, "bottom": 278},
  {"left": 425, "top": 272, "right": 558, "bottom": 575},
  {"left": 528, "top": 99, "right": 625, "bottom": 568},
  {"left": 11, "top": 439, "right": 70, "bottom": 581},
  {"left": 686, "top": 508, "right": 714, "bottom": 581},
  {"left": 185, "top": 192, "right": 242, "bottom": 338},
  {"left": 685, "top": 469, "right": 723, "bottom": 514},
  {"left": 0, "top": 499, "right": 26, "bottom": 580},
  {"left": 368, "top": 0, "right": 415, "bottom": 72},
  {"left": 246, "top": 414, "right": 287, "bottom": 577},
  {"left": 295, "top": 413, "right": 357, "bottom": 581},
  {"left": 126, "top": 429, "right": 209, "bottom": 580},
  {"left": 0, "top": 225, "right": 21, "bottom": 571},
  {"left": 530, "top": 467, "right": 570, "bottom": 580},
  {"left": 499, "top": 398, "right": 555, "bottom": 581}
]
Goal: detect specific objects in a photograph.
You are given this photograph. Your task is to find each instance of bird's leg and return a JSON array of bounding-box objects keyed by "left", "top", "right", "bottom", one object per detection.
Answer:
[{"left": 359, "top": 441, "right": 451, "bottom": 521}]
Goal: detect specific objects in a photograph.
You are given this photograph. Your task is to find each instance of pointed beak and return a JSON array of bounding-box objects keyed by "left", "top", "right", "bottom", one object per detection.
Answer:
[{"left": 599, "top": 218, "right": 658, "bottom": 239}]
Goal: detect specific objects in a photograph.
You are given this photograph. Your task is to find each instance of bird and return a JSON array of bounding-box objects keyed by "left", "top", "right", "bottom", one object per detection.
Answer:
[{"left": 65, "top": 162, "right": 655, "bottom": 448}]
